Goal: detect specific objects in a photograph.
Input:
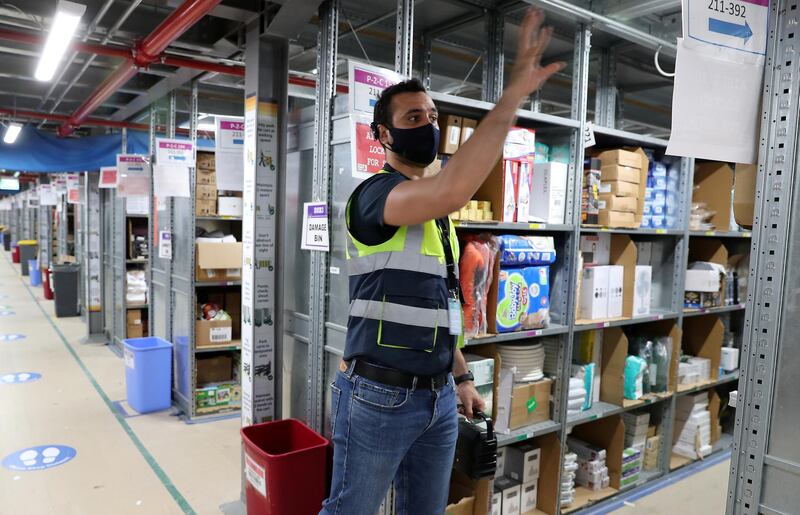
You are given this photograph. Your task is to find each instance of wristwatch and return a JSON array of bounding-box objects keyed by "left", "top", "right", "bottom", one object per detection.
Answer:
[{"left": 454, "top": 371, "right": 474, "bottom": 385}]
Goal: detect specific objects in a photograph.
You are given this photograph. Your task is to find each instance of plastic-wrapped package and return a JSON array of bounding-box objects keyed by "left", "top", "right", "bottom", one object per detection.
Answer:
[
  {"left": 459, "top": 234, "right": 498, "bottom": 337},
  {"left": 653, "top": 337, "right": 672, "bottom": 393},
  {"left": 198, "top": 303, "right": 232, "bottom": 321},
  {"left": 630, "top": 338, "right": 654, "bottom": 395},
  {"left": 496, "top": 234, "right": 556, "bottom": 266},
  {"left": 126, "top": 269, "right": 148, "bottom": 305},
  {"left": 624, "top": 355, "right": 647, "bottom": 400}
]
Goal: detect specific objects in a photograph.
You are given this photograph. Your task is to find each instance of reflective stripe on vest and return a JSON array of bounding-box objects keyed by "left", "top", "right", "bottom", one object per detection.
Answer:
[
  {"left": 345, "top": 223, "right": 449, "bottom": 278},
  {"left": 350, "top": 298, "right": 450, "bottom": 328}
]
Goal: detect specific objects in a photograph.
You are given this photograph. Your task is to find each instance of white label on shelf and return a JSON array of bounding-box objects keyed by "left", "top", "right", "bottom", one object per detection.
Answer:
[
  {"left": 584, "top": 121, "right": 596, "bottom": 148},
  {"left": 209, "top": 327, "right": 232, "bottom": 343},
  {"left": 244, "top": 454, "right": 267, "bottom": 497},
  {"left": 158, "top": 231, "right": 172, "bottom": 260},
  {"left": 124, "top": 349, "right": 135, "bottom": 370},
  {"left": 301, "top": 202, "right": 330, "bottom": 252},
  {"left": 330, "top": 266, "right": 340, "bottom": 275}
]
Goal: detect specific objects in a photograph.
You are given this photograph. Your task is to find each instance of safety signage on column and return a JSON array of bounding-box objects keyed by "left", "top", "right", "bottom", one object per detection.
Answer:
[
  {"left": 348, "top": 61, "right": 404, "bottom": 179},
  {"left": 87, "top": 177, "right": 102, "bottom": 312},
  {"left": 685, "top": 0, "right": 769, "bottom": 56},
  {"left": 241, "top": 94, "right": 279, "bottom": 426}
]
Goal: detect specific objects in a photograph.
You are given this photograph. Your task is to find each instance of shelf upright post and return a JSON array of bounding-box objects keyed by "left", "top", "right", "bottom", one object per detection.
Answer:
[
  {"left": 421, "top": 33, "right": 433, "bottom": 89},
  {"left": 594, "top": 48, "right": 617, "bottom": 128},
  {"left": 185, "top": 79, "right": 200, "bottom": 420},
  {"left": 728, "top": 1, "right": 800, "bottom": 512},
  {"left": 482, "top": 9, "right": 505, "bottom": 102},
  {"left": 241, "top": 21, "right": 289, "bottom": 427},
  {"left": 148, "top": 105, "right": 156, "bottom": 337},
  {"left": 307, "top": 0, "right": 339, "bottom": 431},
  {"left": 395, "top": 0, "right": 414, "bottom": 76}
]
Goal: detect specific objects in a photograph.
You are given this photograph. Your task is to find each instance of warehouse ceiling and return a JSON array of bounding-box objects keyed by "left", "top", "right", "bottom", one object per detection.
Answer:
[{"left": 0, "top": 0, "right": 681, "bottom": 138}]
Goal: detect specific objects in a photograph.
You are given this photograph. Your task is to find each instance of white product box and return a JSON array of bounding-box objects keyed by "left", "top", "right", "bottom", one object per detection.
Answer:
[
  {"left": 580, "top": 233, "right": 611, "bottom": 266},
  {"left": 607, "top": 265, "right": 624, "bottom": 318},
  {"left": 685, "top": 269, "right": 722, "bottom": 293},
  {"left": 463, "top": 353, "right": 495, "bottom": 415},
  {"left": 217, "top": 197, "right": 243, "bottom": 216},
  {"left": 495, "top": 477, "right": 522, "bottom": 515},
  {"left": 530, "top": 162, "right": 568, "bottom": 224},
  {"left": 517, "top": 161, "right": 532, "bottom": 223},
  {"left": 492, "top": 492, "right": 502, "bottom": 515},
  {"left": 520, "top": 481, "right": 539, "bottom": 515},
  {"left": 503, "top": 160, "right": 518, "bottom": 223},
  {"left": 579, "top": 266, "right": 610, "bottom": 320},
  {"left": 633, "top": 266, "right": 652, "bottom": 316},
  {"left": 721, "top": 347, "right": 740, "bottom": 371},
  {"left": 494, "top": 367, "right": 515, "bottom": 434},
  {"left": 506, "top": 444, "right": 541, "bottom": 484},
  {"left": 496, "top": 447, "right": 507, "bottom": 479}
]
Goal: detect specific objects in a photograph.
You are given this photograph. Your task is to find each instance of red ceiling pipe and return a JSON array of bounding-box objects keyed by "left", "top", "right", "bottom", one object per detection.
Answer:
[
  {"left": 60, "top": 0, "right": 223, "bottom": 136},
  {"left": 0, "top": 107, "right": 149, "bottom": 130}
]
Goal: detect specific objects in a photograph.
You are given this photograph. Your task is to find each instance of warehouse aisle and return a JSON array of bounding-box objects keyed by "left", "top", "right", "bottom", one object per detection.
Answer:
[{"left": 0, "top": 253, "right": 240, "bottom": 515}]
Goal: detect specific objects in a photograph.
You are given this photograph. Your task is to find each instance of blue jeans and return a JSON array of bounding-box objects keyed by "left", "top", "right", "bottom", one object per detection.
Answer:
[{"left": 320, "top": 363, "right": 458, "bottom": 515}]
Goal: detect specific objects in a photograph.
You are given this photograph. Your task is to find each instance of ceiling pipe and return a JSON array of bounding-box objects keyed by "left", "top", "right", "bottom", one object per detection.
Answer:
[{"left": 59, "top": 0, "right": 224, "bottom": 136}]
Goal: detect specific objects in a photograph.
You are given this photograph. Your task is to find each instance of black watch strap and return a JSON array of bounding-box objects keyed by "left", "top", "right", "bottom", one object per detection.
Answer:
[{"left": 454, "top": 371, "right": 474, "bottom": 385}]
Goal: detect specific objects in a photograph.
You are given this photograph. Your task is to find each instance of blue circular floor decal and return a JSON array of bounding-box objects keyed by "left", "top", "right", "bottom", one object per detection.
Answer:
[
  {"left": 0, "top": 334, "right": 25, "bottom": 341},
  {"left": 0, "top": 311, "right": 15, "bottom": 316},
  {"left": 1, "top": 372, "right": 41, "bottom": 384},
  {"left": 2, "top": 445, "right": 76, "bottom": 471}
]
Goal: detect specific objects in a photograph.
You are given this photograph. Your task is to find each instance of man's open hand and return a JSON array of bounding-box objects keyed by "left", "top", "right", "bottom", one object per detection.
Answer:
[{"left": 505, "top": 8, "right": 566, "bottom": 100}]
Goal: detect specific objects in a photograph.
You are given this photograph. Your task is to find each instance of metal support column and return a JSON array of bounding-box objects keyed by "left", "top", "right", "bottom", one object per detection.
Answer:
[
  {"left": 728, "top": 1, "right": 800, "bottom": 513},
  {"left": 594, "top": 48, "right": 617, "bottom": 128},
  {"left": 482, "top": 10, "right": 505, "bottom": 102},
  {"left": 395, "top": 0, "right": 414, "bottom": 76},
  {"left": 83, "top": 172, "right": 104, "bottom": 340},
  {"left": 147, "top": 105, "right": 157, "bottom": 337},
  {"left": 307, "top": 0, "right": 339, "bottom": 431},
  {"left": 241, "top": 23, "right": 289, "bottom": 427},
  {"left": 421, "top": 33, "right": 432, "bottom": 89}
]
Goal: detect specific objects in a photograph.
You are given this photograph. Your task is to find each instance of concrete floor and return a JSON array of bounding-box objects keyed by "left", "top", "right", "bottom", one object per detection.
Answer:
[{"left": 0, "top": 250, "right": 729, "bottom": 515}]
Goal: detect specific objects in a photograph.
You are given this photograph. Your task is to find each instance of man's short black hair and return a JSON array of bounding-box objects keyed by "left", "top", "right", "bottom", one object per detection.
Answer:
[{"left": 370, "top": 78, "right": 427, "bottom": 139}]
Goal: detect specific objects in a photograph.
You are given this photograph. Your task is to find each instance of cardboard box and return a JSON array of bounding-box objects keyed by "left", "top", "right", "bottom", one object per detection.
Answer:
[
  {"left": 195, "top": 199, "right": 216, "bottom": 216},
  {"left": 693, "top": 162, "right": 734, "bottom": 231},
  {"left": 601, "top": 164, "right": 641, "bottom": 184},
  {"left": 475, "top": 160, "right": 518, "bottom": 223},
  {"left": 195, "top": 242, "right": 243, "bottom": 281},
  {"left": 491, "top": 493, "right": 502, "bottom": 515},
  {"left": 633, "top": 266, "right": 652, "bottom": 316},
  {"left": 197, "top": 184, "right": 218, "bottom": 200},
  {"left": 720, "top": 347, "right": 739, "bottom": 371},
  {"left": 196, "top": 151, "right": 215, "bottom": 171},
  {"left": 494, "top": 477, "right": 521, "bottom": 515},
  {"left": 607, "top": 265, "right": 624, "bottom": 318},
  {"left": 598, "top": 194, "right": 637, "bottom": 213},
  {"left": 734, "top": 163, "right": 756, "bottom": 228},
  {"left": 195, "top": 319, "right": 233, "bottom": 347},
  {"left": 682, "top": 317, "right": 723, "bottom": 382},
  {"left": 599, "top": 210, "right": 636, "bottom": 228},
  {"left": 197, "top": 355, "right": 233, "bottom": 384},
  {"left": 450, "top": 471, "right": 492, "bottom": 515},
  {"left": 218, "top": 197, "right": 243, "bottom": 217},
  {"left": 195, "top": 382, "right": 241, "bottom": 411},
  {"left": 599, "top": 181, "right": 639, "bottom": 198},
  {"left": 196, "top": 168, "right": 216, "bottom": 185},
  {"left": 496, "top": 447, "right": 506, "bottom": 479},
  {"left": 611, "top": 235, "right": 637, "bottom": 319},
  {"left": 445, "top": 495, "right": 474, "bottom": 515},
  {"left": 581, "top": 233, "right": 611, "bottom": 266},
  {"left": 530, "top": 162, "right": 568, "bottom": 224},
  {"left": 506, "top": 443, "right": 541, "bottom": 484},
  {"left": 126, "top": 323, "right": 143, "bottom": 338},
  {"left": 509, "top": 378, "right": 552, "bottom": 430},
  {"left": 685, "top": 269, "right": 722, "bottom": 293},
  {"left": 571, "top": 415, "right": 625, "bottom": 489},
  {"left": 520, "top": 482, "right": 538, "bottom": 515},
  {"left": 579, "top": 266, "right": 609, "bottom": 320},
  {"left": 460, "top": 118, "right": 478, "bottom": 145},
  {"left": 126, "top": 309, "right": 142, "bottom": 326},
  {"left": 597, "top": 149, "right": 643, "bottom": 170},
  {"left": 440, "top": 114, "right": 463, "bottom": 154}
]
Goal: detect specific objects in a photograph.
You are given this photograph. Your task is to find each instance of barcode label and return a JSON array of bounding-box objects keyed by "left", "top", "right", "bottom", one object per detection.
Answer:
[
  {"left": 209, "top": 327, "right": 232, "bottom": 342},
  {"left": 124, "top": 349, "right": 135, "bottom": 370},
  {"left": 245, "top": 454, "right": 267, "bottom": 497}
]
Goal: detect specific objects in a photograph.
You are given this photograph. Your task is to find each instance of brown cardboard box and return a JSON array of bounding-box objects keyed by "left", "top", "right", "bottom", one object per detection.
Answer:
[
  {"left": 597, "top": 149, "right": 642, "bottom": 169},
  {"left": 196, "top": 242, "right": 243, "bottom": 281},
  {"left": 474, "top": 159, "right": 514, "bottom": 223},
  {"left": 195, "top": 319, "right": 233, "bottom": 347},
  {"left": 596, "top": 148, "right": 649, "bottom": 226},
  {"left": 197, "top": 184, "right": 218, "bottom": 200},
  {"left": 126, "top": 309, "right": 142, "bottom": 326},
  {"left": 682, "top": 316, "right": 723, "bottom": 382},
  {"left": 509, "top": 378, "right": 552, "bottom": 430},
  {"left": 601, "top": 164, "right": 641, "bottom": 184},
  {"left": 693, "top": 162, "right": 734, "bottom": 231},
  {"left": 734, "top": 163, "right": 756, "bottom": 228},
  {"left": 126, "top": 323, "right": 143, "bottom": 338},
  {"left": 610, "top": 235, "right": 637, "bottom": 318},
  {"left": 598, "top": 194, "right": 637, "bottom": 213},
  {"left": 450, "top": 470, "right": 492, "bottom": 515},
  {"left": 439, "top": 114, "right": 463, "bottom": 154},
  {"left": 599, "top": 210, "right": 636, "bottom": 228},
  {"left": 460, "top": 118, "right": 478, "bottom": 146},
  {"left": 196, "top": 151, "right": 216, "bottom": 172},
  {"left": 445, "top": 494, "right": 474, "bottom": 515},
  {"left": 197, "top": 355, "right": 233, "bottom": 384},
  {"left": 226, "top": 290, "right": 242, "bottom": 339},
  {"left": 599, "top": 181, "right": 639, "bottom": 198},
  {"left": 708, "top": 390, "right": 721, "bottom": 444},
  {"left": 196, "top": 199, "right": 216, "bottom": 216},
  {"left": 196, "top": 168, "right": 216, "bottom": 186},
  {"left": 571, "top": 415, "right": 625, "bottom": 489}
]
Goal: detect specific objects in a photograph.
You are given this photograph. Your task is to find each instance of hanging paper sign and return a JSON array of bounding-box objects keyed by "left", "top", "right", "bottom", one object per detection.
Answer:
[
  {"left": 351, "top": 114, "right": 386, "bottom": 179},
  {"left": 67, "top": 188, "right": 80, "bottom": 204},
  {"left": 156, "top": 138, "right": 195, "bottom": 166},
  {"left": 39, "top": 185, "right": 58, "bottom": 206},
  {"left": 301, "top": 202, "right": 330, "bottom": 251},
  {"left": 53, "top": 176, "right": 67, "bottom": 194},
  {"left": 348, "top": 61, "right": 404, "bottom": 115},
  {"left": 66, "top": 173, "right": 80, "bottom": 189},
  {"left": 117, "top": 155, "right": 150, "bottom": 198},
  {"left": 216, "top": 117, "right": 245, "bottom": 151},
  {"left": 684, "top": 0, "right": 769, "bottom": 56},
  {"left": 99, "top": 167, "right": 118, "bottom": 188}
]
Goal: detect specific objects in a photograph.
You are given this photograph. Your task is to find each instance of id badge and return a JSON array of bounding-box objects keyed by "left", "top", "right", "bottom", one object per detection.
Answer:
[{"left": 448, "top": 297, "right": 462, "bottom": 336}]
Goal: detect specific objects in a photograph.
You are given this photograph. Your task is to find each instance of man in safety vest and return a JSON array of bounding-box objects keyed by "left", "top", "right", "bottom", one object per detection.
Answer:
[{"left": 321, "top": 9, "right": 565, "bottom": 514}]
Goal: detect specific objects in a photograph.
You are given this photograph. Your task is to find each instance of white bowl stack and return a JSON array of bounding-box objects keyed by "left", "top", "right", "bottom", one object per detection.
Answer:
[{"left": 497, "top": 343, "right": 546, "bottom": 382}]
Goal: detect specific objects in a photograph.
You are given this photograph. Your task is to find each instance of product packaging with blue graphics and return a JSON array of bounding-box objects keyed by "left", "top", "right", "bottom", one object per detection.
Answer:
[
  {"left": 497, "top": 235, "right": 556, "bottom": 266},
  {"left": 2, "top": 445, "right": 76, "bottom": 471},
  {"left": 1, "top": 372, "right": 41, "bottom": 384},
  {"left": 495, "top": 265, "right": 550, "bottom": 333}
]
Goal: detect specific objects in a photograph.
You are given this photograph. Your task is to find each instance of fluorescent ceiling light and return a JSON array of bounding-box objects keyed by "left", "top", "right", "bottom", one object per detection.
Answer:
[
  {"left": 35, "top": 1, "right": 86, "bottom": 81},
  {"left": 3, "top": 123, "right": 22, "bottom": 144},
  {"left": 13, "top": 171, "right": 20, "bottom": 177},
  {"left": 0, "top": 178, "right": 20, "bottom": 191}
]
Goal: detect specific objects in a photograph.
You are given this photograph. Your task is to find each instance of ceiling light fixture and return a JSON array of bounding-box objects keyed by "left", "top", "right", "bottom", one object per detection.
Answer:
[
  {"left": 35, "top": 1, "right": 86, "bottom": 82},
  {"left": 3, "top": 123, "right": 22, "bottom": 144}
]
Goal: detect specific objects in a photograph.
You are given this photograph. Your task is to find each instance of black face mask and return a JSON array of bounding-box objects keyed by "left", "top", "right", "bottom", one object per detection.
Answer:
[{"left": 385, "top": 123, "right": 440, "bottom": 167}]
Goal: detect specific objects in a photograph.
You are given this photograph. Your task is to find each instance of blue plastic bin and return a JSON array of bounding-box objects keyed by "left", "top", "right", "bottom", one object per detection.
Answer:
[
  {"left": 29, "top": 260, "right": 41, "bottom": 286},
  {"left": 123, "top": 337, "right": 173, "bottom": 413}
]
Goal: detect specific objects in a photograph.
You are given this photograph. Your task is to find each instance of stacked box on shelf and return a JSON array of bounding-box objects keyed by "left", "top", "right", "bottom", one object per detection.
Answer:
[
  {"left": 644, "top": 429, "right": 661, "bottom": 471},
  {"left": 642, "top": 161, "right": 679, "bottom": 229},
  {"left": 622, "top": 412, "right": 650, "bottom": 452},
  {"left": 568, "top": 437, "right": 610, "bottom": 492},
  {"left": 582, "top": 158, "right": 601, "bottom": 225},
  {"left": 505, "top": 443, "right": 541, "bottom": 515},
  {"left": 620, "top": 447, "right": 643, "bottom": 490},
  {"left": 196, "top": 152, "right": 217, "bottom": 216},
  {"left": 673, "top": 392, "right": 712, "bottom": 459},
  {"left": 561, "top": 452, "right": 578, "bottom": 509},
  {"left": 593, "top": 148, "right": 649, "bottom": 228},
  {"left": 577, "top": 234, "right": 637, "bottom": 321}
]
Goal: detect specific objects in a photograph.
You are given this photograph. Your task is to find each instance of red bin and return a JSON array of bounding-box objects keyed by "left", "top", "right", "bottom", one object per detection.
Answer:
[
  {"left": 42, "top": 267, "right": 53, "bottom": 300},
  {"left": 11, "top": 245, "right": 19, "bottom": 263},
  {"left": 241, "top": 419, "right": 329, "bottom": 515}
]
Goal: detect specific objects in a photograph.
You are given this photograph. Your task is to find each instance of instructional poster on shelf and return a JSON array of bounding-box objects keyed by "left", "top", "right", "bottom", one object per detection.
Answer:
[
  {"left": 87, "top": 178, "right": 102, "bottom": 312},
  {"left": 241, "top": 94, "right": 278, "bottom": 426}
]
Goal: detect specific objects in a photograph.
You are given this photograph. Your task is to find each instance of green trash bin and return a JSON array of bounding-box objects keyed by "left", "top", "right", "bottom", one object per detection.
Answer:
[{"left": 17, "top": 240, "right": 37, "bottom": 276}]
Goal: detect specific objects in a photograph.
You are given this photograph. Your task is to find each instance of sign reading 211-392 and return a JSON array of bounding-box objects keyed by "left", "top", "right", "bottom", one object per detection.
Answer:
[{"left": 686, "top": 0, "right": 769, "bottom": 56}]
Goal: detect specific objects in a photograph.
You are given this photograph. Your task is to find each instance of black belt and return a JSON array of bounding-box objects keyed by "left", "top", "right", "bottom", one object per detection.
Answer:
[{"left": 352, "top": 360, "right": 449, "bottom": 390}]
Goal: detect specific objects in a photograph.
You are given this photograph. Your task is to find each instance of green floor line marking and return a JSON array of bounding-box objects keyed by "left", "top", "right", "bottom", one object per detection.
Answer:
[{"left": 7, "top": 255, "right": 197, "bottom": 515}]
